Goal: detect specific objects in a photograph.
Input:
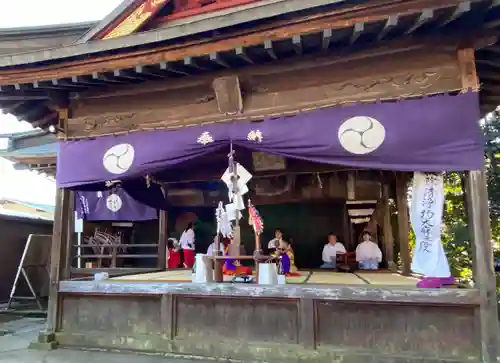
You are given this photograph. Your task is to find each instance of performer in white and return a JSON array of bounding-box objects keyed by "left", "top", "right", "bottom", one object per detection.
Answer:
[
  {"left": 267, "top": 228, "right": 283, "bottom": 253},
  {"left": 206, "top": 235, "right": 224, "bottom": 257},
  {"left": 180, "top": 222, "right": 196, "bottom": 268},
  {"left": 355, "top": 231, "right": 382, "bottom": 270},
  {"left": 410, "top": 172, "right": 454, "bottom": 288},
  {"left": 320, "top": 233, "right": 347, "bottom": 269}
]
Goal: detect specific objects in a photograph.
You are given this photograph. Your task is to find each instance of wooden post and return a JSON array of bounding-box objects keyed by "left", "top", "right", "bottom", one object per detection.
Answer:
[
  {"left": 31, "top": 188, "right": 71, "bottom": 349},
  {"left": 465, "top": 170, "right": 499, "bottom": 363},
  {"left": 158, "top": 210, "right": 168, "bottom": 270},
  {"left": 342, "top": 202, "right": 352, "bottom": 250},
  {"left": 382, "top": 183, "right": 396, "bottom": 271},
  {"left": 395, "top": 174, "right": 411, "bottom": 276}
]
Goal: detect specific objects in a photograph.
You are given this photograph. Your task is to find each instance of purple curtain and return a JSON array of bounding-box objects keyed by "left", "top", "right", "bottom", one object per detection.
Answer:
[
  {"left": 57, "top": 92, "right": 483, "bottom": 189},
  {"left": 75, "top": 187, "right": 158, "bottom": 221}
]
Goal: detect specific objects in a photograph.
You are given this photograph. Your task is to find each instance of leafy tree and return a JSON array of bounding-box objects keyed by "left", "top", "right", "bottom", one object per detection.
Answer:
[{"left": 439, "top": 110, "right": 500, "bottom": 284}]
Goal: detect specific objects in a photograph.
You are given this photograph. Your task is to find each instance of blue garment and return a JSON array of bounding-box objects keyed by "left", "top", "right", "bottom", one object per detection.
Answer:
[
  {"left": 320, "top": 261, "right": 336, "bottom": 269},
  {"left": 359, "top": 260, "right": 379, "bottom": 270}
]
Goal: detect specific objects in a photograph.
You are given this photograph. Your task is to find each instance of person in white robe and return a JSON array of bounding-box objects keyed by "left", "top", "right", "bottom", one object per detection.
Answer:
[
  {"left": 320, "top": 233, "right": 347, "bottom": 269},
  {"left": 179, "top": 222, "right": 196, "bottom": 268},
  {"left": 355, "top": 231, "right": 382, "bottom": 270},
  {"left": 206, "top": 235, "right": 224, "bottom": 257},
  {"left": 267, "top": 228, "right": 283, "bottom": 254}
]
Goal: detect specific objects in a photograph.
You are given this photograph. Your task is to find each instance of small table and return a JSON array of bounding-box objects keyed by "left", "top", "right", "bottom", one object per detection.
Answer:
[{"left": 209, "top": 255, "right": 273, "bottom": 283}]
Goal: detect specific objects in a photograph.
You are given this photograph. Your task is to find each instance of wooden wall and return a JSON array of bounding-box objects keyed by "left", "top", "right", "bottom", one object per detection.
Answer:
[
  {"left": 0, "top": 215, "right": 52, "bottom": 302},
  {"left": 56, "top": 284, "right": 481, "bottom": 363},
  {"left": 67, "top": 45, "right": 462, "bottom": 138}
]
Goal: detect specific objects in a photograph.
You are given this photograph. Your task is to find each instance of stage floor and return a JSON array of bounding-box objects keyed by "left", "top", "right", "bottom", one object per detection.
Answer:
[{"left": 112, "top": 269, "right": 422, "bottom": 287}]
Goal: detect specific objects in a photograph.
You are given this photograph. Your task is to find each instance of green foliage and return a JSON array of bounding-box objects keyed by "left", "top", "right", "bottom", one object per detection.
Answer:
[{"left": 439, "top": 111, "right": 500, "bottom": 284}]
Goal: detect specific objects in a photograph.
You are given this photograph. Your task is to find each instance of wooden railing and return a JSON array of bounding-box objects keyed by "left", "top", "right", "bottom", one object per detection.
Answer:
[{"left": 73, "top": 244, "right": 159, "bottom": 269}]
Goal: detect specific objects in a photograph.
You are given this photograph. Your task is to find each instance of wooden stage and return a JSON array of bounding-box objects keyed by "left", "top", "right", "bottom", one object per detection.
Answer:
[
  {"left": 111, "top": 269, "right": 423, "bottom": 287},
  {"left": 57, "top": 271, "right": 480, "bottom": 363}
]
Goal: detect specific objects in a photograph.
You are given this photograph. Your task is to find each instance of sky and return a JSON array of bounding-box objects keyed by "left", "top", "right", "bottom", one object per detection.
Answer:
[{"left": 0, "top": 0, "right": 123, "bottom": 205}]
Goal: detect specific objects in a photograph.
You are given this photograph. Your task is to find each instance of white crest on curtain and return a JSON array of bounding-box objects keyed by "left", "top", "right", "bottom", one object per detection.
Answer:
[
  {"left": 197, "top": 131, "right": 214, "bottom": 145},
  {"left": 410, "top": 172, "right": 451, "bottom": 278},
  {"left": 247, "top": 129, "right": 264, "bottom": 142},
  {"left": 337, "top": 116, "right": 386, "bottom": 155}
]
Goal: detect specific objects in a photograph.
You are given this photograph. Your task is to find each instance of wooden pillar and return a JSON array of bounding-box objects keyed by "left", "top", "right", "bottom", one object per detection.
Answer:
[
  {"left": 395, "top": 174, "right": 411, "bottom": 276},
  {"left": 382, "top": 183, "right": 396, "bottom": 271},
  {"left": 465, "top": 170, "right": 499, "bottom": 363},
  {"left": 158, "top": 210, "right": 168, "bottom": 270},
  {"left": 32, "top": 188, "right": 72, "bottom": 349},
  {"left": 342, "top": 202, "right": 352, "bottom": 250}
]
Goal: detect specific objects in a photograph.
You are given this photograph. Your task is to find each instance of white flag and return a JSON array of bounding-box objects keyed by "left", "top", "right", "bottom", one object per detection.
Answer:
[{"left": 410, "top": 172, "right": 451, "bottom": 278}]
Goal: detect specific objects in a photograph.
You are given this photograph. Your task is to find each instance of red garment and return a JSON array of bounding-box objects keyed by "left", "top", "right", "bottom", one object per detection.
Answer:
[
  {"left": 223, "top": 264, "right": 253, "bottom": 276},
  {"left": 183, "top": 249, "right": 195, "bottom": 268},
  {"left": 167, "top": 248, "right": 181, "bottom": 269}
]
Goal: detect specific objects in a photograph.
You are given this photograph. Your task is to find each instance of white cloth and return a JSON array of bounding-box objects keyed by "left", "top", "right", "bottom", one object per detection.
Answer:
[
  {"left": 180, "top": 228, "right": 195, "bottom": 250},
  {"left": 268, "top": 238, "right": 280, "bottom": 249},
  {"left": 322, "top": 242, "right": 346, "bottom": 263},
  {"left": 206, "top": 241, "right": 224, "bottom": 256},
  {"left": 355, "top": 241, "right": 382, "bottom": 262},
  {"left": 410, "top": 172, "right": 450, "bottom": 277}
]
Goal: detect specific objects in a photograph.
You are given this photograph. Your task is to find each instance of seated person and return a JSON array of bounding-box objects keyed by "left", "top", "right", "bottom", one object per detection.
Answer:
[
  {"left": 206, "top": 235, "right": 224, "bottom": 256},
  {"left": 267, "top": 228, "right": 283, "bottom": 254},
  {"left": 167, "top": 238, "right": 181, "bottom": 269},
  {"left": 320, "top": 233, "right": 347, "bottom": 269},
  {"left": 222, "top": 239, "right": 252, "bottom": 276},
  {"left": 355, "top": 231, "right": 382, "bottom": 270},
  {"left": 272, "top": 239, "right": 300, "bottom": 276}
]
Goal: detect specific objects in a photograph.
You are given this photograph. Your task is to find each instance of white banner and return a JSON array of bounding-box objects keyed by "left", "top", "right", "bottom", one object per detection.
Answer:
[{"left": 410, "top": 172, "right": 451, "bottom": 278}]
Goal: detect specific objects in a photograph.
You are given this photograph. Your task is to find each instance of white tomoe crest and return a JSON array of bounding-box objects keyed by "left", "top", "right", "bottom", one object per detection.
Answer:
[
  {"left": 247, "top": 129, "right": 264, "bottom": 142},
  {"left": 197, "top": 131, "right": 214, "bottom": 145},
  {"left": 338, "top": 116, "right": 386, "bottom": 155},
  {"left": 106, "top": 194, "right": 123, "bottom": 212},
  {"left": 102, "top": 143, "right": 135, "bottom": 174}
]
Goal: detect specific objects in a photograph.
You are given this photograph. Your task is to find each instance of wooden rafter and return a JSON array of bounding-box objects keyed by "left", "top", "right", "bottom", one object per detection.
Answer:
[{"left": 0, "top": 0, "right": 480, "bottom": 86}]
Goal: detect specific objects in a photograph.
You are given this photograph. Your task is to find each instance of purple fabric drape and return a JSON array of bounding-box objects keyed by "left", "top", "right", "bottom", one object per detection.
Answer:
[
  {"left": 75, "top": 187, "right": 158, "bottom": 221},
  {"left": 57, "top": 92, "right": 483, "bottom": 188}
]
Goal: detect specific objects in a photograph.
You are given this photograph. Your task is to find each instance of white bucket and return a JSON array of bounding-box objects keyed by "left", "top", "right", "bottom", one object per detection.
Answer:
[
  {"left": 258, "top": 263, "right": 278, "bottom": 285},
  {"left": 94, "top": 272, "right": 109, "bottom": 281},
  {"left": 193, "top": 254, "right": 213, "bottom": 283},
  {"left": 277, "top": 274, "right": 287, "bottom": 285}
]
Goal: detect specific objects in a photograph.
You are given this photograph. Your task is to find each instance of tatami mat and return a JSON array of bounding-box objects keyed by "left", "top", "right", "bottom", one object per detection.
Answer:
[
  {"left": 355, "top": 271, "right": 419, "bottom": 286},
  {"left": 111, "top": 269, "right": 419, "bottom": 287},
  {"left": 307, "top": 271, "right": 365, "bottom": 285}
]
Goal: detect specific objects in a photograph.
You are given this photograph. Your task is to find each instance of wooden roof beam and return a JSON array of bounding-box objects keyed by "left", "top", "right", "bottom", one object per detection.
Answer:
[
  {"left": 234, "top": 47, "right": 254, "bottom": 64},
  {"left": 159, "top": 62, "right": 190, "bottom": 76},
  {"left": 439, "top": 1, "right": 471, "bottom": 27},
  {"left": 1, "top": 101, "right": 26, "bottom": 115},
  {"left": 322, "top": 29, "right": 332, "bottom": 50},
  {"left": 292, "top": 35, "right": 303, "bottom": 55},
  {"left": 209, "top": 53, "right": 230, "bottom": 69},
  {"left": 91, "top": 72, "right": 128, "bottom": 84},
  {"left": 405, "top": 9, "right": 434, "bottom": 35},
  {"left": 135, "top": 65, "right": 168, "bottom": 79},
  {"left": 264, "top": 40, "right": 277, "bottom": 60},
  {"left": 184, "top": 56, "right": 208, "bottom": 71},
  {"left": 31, "top": 111, "right": 58, "bottom": 128},
  {"left": 377, "top": 15, "right": 399, "bottom": 41},
  {"left": 0, "top": 89, "right": 49, "bottom": 101},
  {"left": 113, "top": 69, "right": 149, "bottom": 81},
  {"left": 71, "top": 75, "right": 109, "bottom": 87},
  {"left": 350, "top": 22, "right": 364, "bottom": 44},
  {"left": 477, "top": 59, "right": 500, "bottom": 68}
]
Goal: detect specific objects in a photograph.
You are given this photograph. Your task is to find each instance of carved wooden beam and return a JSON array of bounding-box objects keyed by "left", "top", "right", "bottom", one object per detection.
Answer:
[
  {"left": 67, "top": 48, "right": 461, "bottom": 138},
  {"left": 458, "top": 47, "right": 480, "bottom": 91},
  {"left": 212, "top": 75, "right": 243, "bottom": 115}
]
